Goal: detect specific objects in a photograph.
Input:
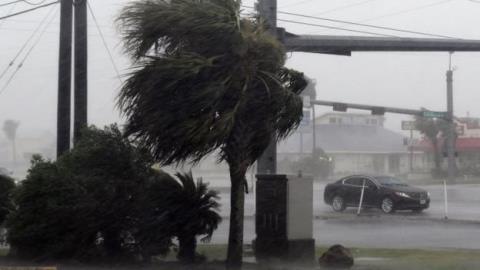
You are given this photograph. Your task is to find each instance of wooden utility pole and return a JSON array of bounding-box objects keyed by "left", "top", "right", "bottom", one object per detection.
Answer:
[
  {"left": 257, "top": 0, "right": 278, "bottom": 174},
  {"left": 74, "top": 0, "right": 88, "bottom": 143},
  {"left": 57, "top": 0, "right": 73, "bottom": 157}
]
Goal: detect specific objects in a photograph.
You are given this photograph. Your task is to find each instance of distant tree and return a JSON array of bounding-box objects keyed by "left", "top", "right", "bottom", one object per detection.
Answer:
[
  {"left": 117, "top": 1, "right": 306, "bottom": 266},
  {"left": 414, "top": 111, "right": 450, "bottom": 174},
  {"left": 2, "top": 120, "right": 20, "bottom": 167},
  {"left": 0, "top": 174, "right": 15, "bottom": 226},
  {"left": 290, "top": 148, "right": 333, "bottom": 178}
]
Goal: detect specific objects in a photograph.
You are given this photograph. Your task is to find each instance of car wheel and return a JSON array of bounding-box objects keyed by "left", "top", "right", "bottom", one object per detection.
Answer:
[
  {"left": 332, "top": 195, "right": 346, "bottom": 212},
  {"left": 381, "top": 197, "right": 395, "bottom": 214}
]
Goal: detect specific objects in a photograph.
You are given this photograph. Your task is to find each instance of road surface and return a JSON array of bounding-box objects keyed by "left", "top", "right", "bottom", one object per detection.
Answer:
[{"left": 210, "top": 183, "right": 480, "bottom": 249}]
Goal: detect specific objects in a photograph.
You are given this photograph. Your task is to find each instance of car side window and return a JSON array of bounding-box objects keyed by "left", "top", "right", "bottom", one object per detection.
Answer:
[
  {"left": 344, "top": 177, "right": 363, "bottom": 187},
  {"left": 364, "top": 179, "right": 377, "bottom": 189}
]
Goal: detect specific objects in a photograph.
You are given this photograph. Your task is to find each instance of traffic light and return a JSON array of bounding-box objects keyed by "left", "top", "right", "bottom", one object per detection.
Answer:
[
  {"left": 333, "top": 103, "right": 348, "bottom": 112},
  {"left": 371, "top": 107, "right": 385, "bottom": 116}
]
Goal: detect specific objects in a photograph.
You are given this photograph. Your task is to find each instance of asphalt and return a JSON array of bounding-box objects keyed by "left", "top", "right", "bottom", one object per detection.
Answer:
[{"left": 210, "top": 183, "right": 480, "bottom": 249}]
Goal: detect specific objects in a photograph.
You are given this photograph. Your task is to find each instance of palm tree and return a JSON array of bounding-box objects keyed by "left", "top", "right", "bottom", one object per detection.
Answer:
[
  {"left": 168, "top": 172, "right": 221, "bottom": 263},
  {"left": 2, "top": 120, "right": 20, "bottom": 169},
  {"left": 414, "top": 111, "right": 451, "bottom": 174},
  {"left": 117, "top": 0, "right": 307, "bottom": 267},
  {"left": 138, "top": 171, "right": 221, "bottom": 263}
]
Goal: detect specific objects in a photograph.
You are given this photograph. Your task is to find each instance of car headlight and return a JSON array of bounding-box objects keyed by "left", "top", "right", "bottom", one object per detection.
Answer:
[{"left": 395, "top": 192, "right": 411, "bottom": 198}]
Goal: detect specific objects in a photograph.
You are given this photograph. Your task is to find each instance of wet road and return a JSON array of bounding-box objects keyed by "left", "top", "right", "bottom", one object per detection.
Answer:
[{"left": 210, "top": 183, "right": 480, "bottom": 249}]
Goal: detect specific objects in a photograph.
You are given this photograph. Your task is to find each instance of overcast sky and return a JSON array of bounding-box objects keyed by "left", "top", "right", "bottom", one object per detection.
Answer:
[{"left": 1, "top": 0, "right": 480, "bottom": 141}]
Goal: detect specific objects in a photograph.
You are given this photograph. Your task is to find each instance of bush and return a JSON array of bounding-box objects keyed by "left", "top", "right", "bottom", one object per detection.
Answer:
[
  {"left": 7, "top": 125, "right": 155, "bottom": 261},
  {"left": 0, "top": 174, "right": 15, "bottom": 225},
  {"left": 6, "top": 125, "right": 221, "bottom": 263}
]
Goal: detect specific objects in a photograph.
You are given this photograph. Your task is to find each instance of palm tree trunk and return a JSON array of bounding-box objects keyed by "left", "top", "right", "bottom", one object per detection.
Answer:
[
  {"left": 177, "top": 234, "right": 197, "bottom": 263},
  {"left": 432, "top": 139, "right": 441, "bottom": 171},
  {"left": 226, "top": 162, "right": 246, "bottom": 269}
]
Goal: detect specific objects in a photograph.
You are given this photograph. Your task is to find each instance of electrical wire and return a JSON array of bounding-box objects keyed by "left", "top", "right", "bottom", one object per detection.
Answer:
[
  {"left": 311, "top": 0, "right": 377, "bottom": 16},
  {"left": 0, "top": 1, "right": 17, "bottom": 28},
  {"left": 87, "top": 1, "right": 122, "bottom": 83},
  {"left": 0, "top": 4, "right": 56, "bottom": 81},
  {"left": 359, "top": 0, "right": 453, "bottom": 23},
  {"left": 277, "top": 18, "right": 398, "bottom": 37},
  {"left": 21, "top": 0, "right": 49, "bottom": 5},
  {"left": 0, "top": 6, "right": 58, "bottom": 96},
  {"left": 242, "top": 5, "right": 459, "bottom": 39},
  {"left": 0, "top": 0, "right": 22, "bottom": 7},
  {"left": 0, "top": 0, "right": 58, "bottom": 21},
  {"left": 280, "top": 0, "right": 315, "bottom": 9},
  {"left": 276, "top": 10, "right": 459, "bottom": 39}
]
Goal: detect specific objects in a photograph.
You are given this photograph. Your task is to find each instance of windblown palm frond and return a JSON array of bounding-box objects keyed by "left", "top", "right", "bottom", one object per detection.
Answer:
[{"left": 117, "top": 0, "right": 307, "bottom": 167}]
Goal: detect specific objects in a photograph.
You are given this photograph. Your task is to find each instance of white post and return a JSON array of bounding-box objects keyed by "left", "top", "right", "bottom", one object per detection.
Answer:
[
  {"left": 443, "top": 179, "right": 449, "bottom": 220},
  {"left": 357, "top": 179, "right": 366, "bottom": 215}
]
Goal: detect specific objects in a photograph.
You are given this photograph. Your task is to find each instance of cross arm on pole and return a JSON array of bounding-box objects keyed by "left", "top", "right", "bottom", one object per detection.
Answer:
[
  {"left": 310, "top": 99, "right": 425, "bottom": 116},
  {"left": 283, "top": 35, "right": 480, "bottom": 54}
]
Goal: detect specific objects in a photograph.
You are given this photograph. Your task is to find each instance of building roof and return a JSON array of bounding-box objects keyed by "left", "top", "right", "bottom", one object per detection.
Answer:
[{"left": 278, "top": 124, "right": 408, "bottom": 154}]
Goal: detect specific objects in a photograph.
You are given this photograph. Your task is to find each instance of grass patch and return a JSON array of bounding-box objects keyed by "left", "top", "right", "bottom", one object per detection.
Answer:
[
  {"left": 0, "top": 248, "right": 8, "bottom": 257},
  {"left": 197, "top": 245, "right": 480, "bottom": 270}
]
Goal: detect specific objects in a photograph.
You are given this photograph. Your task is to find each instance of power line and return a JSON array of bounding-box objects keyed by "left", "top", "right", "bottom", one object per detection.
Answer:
[
  {"left": 312, "top": 0, "right": 377, "bottom": 16},
  {"left": 87, "top": 1, "right": 122, "bottom": 83},
  {"left": 0, "top": 6, "right": 58, "bottom": 96},
  {"left": 359, "top": 0, "right": 453, "bottom": 23},
  {"left": 277, "top": 18, "right": 398, "bottom": 37},
  {"left": 0, "top": 1, "right": 17, "bottom": 28},
  {"left": 280, "top": 0, "right": 315, "bottom": 9},
  {"left": 0, "top": 4, "right": 55, "bottom": 81},
  {"left": 0, "top": 0, "right": 21, "bottom": 7},
  {"left": 276, "top": 10, "right": 459, "bottom": 39},
  {"left": 21, "top": 0, "right": 49, "bottom": 5},
  {"left": 242, "top": 5, "right": 459, "bottom": 39},
  {"left": 0, "top": 1, "right": 58, "bottom": 21}
]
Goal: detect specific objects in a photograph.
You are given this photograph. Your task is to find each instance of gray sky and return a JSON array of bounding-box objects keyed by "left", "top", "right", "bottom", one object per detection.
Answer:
[{"left": 1, "top": 0, "right": 480, "bottom": 140}]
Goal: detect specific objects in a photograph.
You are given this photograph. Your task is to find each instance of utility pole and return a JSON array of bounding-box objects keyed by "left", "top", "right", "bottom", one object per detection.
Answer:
[
  {"left": 257, "top": 0, "right": 278, "bottom": 174},
  {"left": 57, "top": 0, "right": 73, "bottom": 157},
  {"left": 446, "top": 52, "right": 456, "bottom": 183},
  {"left": 74, "top": 0, "right": 88, "bottom": 143}
]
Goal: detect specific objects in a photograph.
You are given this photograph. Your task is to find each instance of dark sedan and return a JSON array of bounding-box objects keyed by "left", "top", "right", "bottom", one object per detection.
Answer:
[{"left": 324, "top": 175, "right": 430, "bottom": 214}]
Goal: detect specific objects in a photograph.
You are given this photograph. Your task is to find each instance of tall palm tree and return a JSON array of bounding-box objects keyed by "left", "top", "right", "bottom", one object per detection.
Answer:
[{"left": 117, "top": 0, "right": 307, "bottom": 267}]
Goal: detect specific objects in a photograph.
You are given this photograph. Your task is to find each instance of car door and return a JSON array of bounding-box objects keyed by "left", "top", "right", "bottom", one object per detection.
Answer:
[
  {"left": 343, "top": 177, "right": 364, "bottom": 206},
  {"left": 362, "top": 178, "right": 379, "bottom": 207}
]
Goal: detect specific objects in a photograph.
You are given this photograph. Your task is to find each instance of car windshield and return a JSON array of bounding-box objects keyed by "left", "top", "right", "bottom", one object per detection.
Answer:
[{"left": 376, "top": 176, "right": 408, "bottom": 187}]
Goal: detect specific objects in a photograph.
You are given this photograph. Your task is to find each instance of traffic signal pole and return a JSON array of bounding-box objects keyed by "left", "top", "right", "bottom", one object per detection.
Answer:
[
  {"left": 57, "top": 0, "right": 73, "bottom": 157},
  {"left": 256, "top": 0, "right": 480, "bottom": 174},
  {"left": 446, "top": 53, "right": 456, "bottom": 183}
]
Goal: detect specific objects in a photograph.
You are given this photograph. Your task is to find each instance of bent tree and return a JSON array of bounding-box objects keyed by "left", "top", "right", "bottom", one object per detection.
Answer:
[{"left": 117, "top": 0, "right": 307, "bottom": 267}]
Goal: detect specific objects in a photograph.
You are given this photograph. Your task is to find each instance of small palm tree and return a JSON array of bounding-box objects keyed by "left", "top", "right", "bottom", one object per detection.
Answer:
[{"left": 145, "top": 171, "right": 221, "bottom": 263}]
